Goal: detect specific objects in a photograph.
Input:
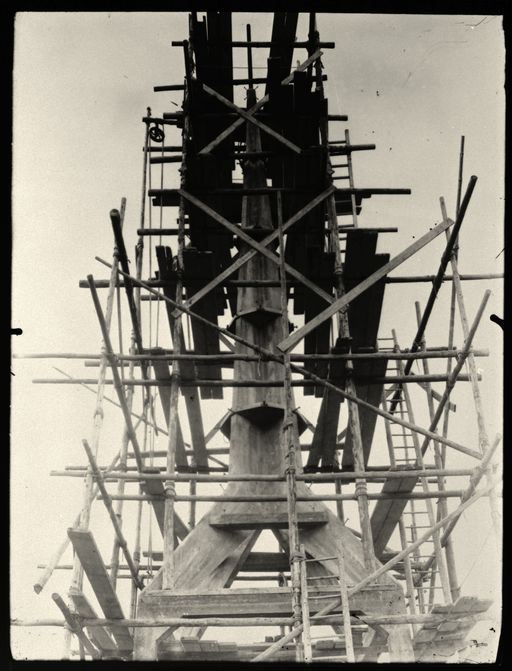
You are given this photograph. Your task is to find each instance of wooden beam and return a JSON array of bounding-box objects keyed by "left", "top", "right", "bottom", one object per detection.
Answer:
[
  {"left": 67, "top": 529, "right": 133, "bottom": 652},
  {"left": 279, "top": 216, "right": 454, "bottom": 352}
]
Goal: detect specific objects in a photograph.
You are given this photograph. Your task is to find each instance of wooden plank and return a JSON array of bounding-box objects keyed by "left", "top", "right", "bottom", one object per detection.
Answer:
[
  {"left": 67, "top": 528, "right": 133, "bottom": 652},
  {"left": 142, "top": 584, "right": 399, "bottom": 619},
  {"left": 155, "top": 247, "right": 211, "bottom": 463},
  {"left": 279, "top": 217, "right": 455, "bottom": 352},
  {"left": 68, "top": 588, "right": 119, "bottom": 656}
]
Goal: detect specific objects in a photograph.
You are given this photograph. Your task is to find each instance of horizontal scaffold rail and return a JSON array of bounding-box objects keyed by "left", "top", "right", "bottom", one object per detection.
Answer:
[
  {"left": 15, "top": 348, "right": 490, "bottom": 361},
  {"left": 50, "top": 467, "right": 474, "bottom": 483},
  {"left": 78, "top": 273, "right": 504, "bottom": 286},
  {"left": 11, "top": 611, "right": 486, "bottom": 629},
  {"left": 33, "top": 373, "right": 479, "bottom": 386}
]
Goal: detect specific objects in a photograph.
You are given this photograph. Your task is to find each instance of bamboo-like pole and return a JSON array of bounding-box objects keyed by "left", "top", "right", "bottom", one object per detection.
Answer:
[
  {"left": 252, "top": 476, "right": 498, "bottom": 661},
  {"left": 64, "top": 203, "right": 126, "bottom": 658},
  {"left": 52, "top": 366, "right": 168, "bottom": 435},
  {"left": 440, "top": 196, "right": 501, "bottom": 539},
  {"left": 345, "top": 128, "right": 358, "bottom": 228},
  {"left": 299, "top": 544, "right": 312, "bottom": 662},
  {"left": 277, "top": 191, "right": 304, "bottom": 663},
  {"left": 81, "top": 439, "right": 143, "bottom": 590},
  {"left": 12, "top": 611, "right": 485, "bottom": 629},
  {"left": 109, "top": 343, "right": 136, "bottom": 587},
  {"left": 417, "top": 290, "right": 491, "bottom": 458},
  {"left": 51, "top": 593, "right": 100, "bottom": 659},
  {"left": 393, "top": 328, "right": 452, "bottom": 605},
  {"left": 337, "top": 543, "right": 355, "bottom": 662},
  {"left": 95, "top": 256, "right": 482, "bottom": 460},
  {"left": 130, "top": 493, "right": 144, "bottom": 620},
  {"left": 33, "top": 372, "right": 481, "bottom": 386},
  {"left": 87, "top": 276, "right": 146, "bottom": 471},
  {"left": 94, "top": 489, "right": 482, "bottom": 503},
  {"left": 53, "top": 466, "right": 475, "bottom": 483},
  {"left": 33, "top": 446, "right": 123, "bottom": 594},
  {"left": 412, "top": 306, "right": 459, "bottom": 601},
  {"left": 109, "top": 224, "right": 140, "bottom": 585}
]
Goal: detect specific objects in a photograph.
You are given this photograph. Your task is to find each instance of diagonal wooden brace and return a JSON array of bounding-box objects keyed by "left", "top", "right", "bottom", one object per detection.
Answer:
[
  {"left": 201, "top": 83, "right": 301, "bottom": 154},
  {"left": 180, "top": 186, "right": 335, "bottom": 315},
  {"left": 198, "top": 49, "right": 323, "bottom": 155},
  {"left": 278, "top": 217, "right": 455, "bottom": 352},
  {"left": 174, "top": 189, "right": 334, "bottom": 317}
]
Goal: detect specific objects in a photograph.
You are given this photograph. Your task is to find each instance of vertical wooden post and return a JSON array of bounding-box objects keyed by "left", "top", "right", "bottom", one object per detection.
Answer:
[
  {"left": 277, "top": 191, "right": 304, "bottom": 663},
  {"left": 345, "top": 128, "right": 359, "bottom": 228},
  {"left": 299, "top": 544, "right": 312, "bottom": 662},
  {"left": 334, "top": 479, "right": 345, "bottom": 522},
  {"left": 188, "top": 459, "right": 197, "bottom": 529},
  {"left": 411, "top": 306, "right": 459, "bottom": 601},
  {"left": 440, "top": 197, "right": 501, "bottom": 540},
  {"left": 130, "top": 494, "right": 144, "bottom": 620},
  {"left": 337, "top": 542, "right": 356, "bottom": 662},
  {"left": 64, "top": 199, "right": 126, "bottom": 658}
]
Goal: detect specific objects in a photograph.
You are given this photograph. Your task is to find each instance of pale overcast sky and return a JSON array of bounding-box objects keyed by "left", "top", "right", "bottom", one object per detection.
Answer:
[{"left": 12, "top": 12, "right": 504, "bottom": 660}]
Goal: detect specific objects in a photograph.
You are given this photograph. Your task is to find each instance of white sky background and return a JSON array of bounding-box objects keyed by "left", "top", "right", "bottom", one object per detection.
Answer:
[{"left": 11, "top": 12, "right": 504, "bottom": 661}]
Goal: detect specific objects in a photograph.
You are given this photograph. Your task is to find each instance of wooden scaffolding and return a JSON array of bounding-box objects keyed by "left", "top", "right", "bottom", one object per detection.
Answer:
[{"left": 13, "top": 11, "right": 502, "bottom": 663}]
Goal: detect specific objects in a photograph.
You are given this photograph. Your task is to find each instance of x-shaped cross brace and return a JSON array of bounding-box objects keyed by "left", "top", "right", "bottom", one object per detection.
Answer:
[
  {"left": 171, "top": 186, "right": 336, "bottom": 318},
  {"left": 198, "top": 49, "right": 323, "bottom": 155}
]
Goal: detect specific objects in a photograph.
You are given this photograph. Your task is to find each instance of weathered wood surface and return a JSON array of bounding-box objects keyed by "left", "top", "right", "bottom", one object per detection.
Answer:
[
  {"left": 68, "top": 588, "right": 119, "bottom": 656},
  {"left": 67, "top": 529, "right": 133, "bottom": 652}
]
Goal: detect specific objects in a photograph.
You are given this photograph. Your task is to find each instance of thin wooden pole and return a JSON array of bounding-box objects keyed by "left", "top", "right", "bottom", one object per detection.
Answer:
[
  {"left": 17, "top": 348, "right": 491, "bottom": 362},
  {"left": 51, "top": 593, "right": 100, "bottom": 659},
  {"left": 110, "top": 342, "right": 137, "bottom": 587},
  {"left": 94, "top": 489, "right": 478, "bottom": 503},
  {"left": 86, "top": 276, "right": 146, "bottom": 471},
  {"left": 33, "top": 447, "right": 122, "bottom": 594},
  {"left": 13, "top": 611, "right": 486, "bottom": 629},
  {"left": 412, "top": 305, "right": 459, "bottom": 600},
  {"left": 81, "top": 439, "right": 143, "bottom": 590},
  {"left": 96, "top": 257, "right": 482, "bottom": 460},
  {"left": 345, "top": 128, "right": 358, "bottom": 228},
  {"left": 64, "top": 201, "right": 125, "bottom": 658},
  {"left": 440, "top": 196, "right": 501, "bottom": 539},
  {"left": 277, "top": 191, "right": 304, "bottom": 663},
  {"left": 299, "top": 544, "right": 313, "bottom": 662},
  {"left": 52, "top": 467, "right": 476, "bottom": 483},
  {"left": 337, "top": 542, "right": 355, "bottom": 662},
  {"left": 34, "top": 372, "right": 481, "bottom": 386},
  {"left": 417, "top": 290, "right": 491, "bottom": 458}
]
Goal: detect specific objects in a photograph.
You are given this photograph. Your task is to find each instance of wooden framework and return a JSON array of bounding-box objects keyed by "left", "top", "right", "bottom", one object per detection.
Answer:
[{"left": 13, "top": 11, "right": 502, "bottom": 664}]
